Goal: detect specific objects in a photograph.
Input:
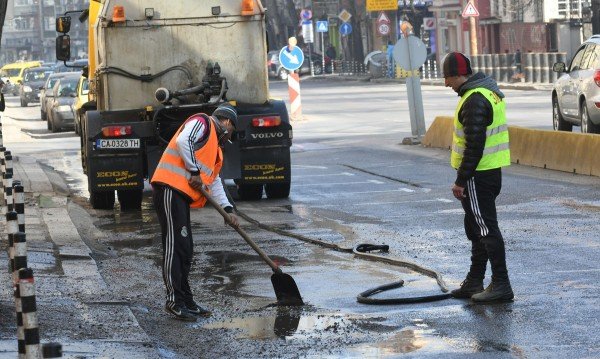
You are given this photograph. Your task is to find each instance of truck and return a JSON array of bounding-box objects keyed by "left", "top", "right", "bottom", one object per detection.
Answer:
[{"left": 55, "top": 0, "right": 292, "bottom": 210}]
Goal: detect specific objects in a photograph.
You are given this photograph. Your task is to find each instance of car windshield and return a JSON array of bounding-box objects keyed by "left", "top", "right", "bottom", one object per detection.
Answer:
[
  {"left": 57, "top": 78, "right": 79, "bottom": 95},
  {"left": 46, "top": 77, "right": 61, "bottom": 89},
  {"left": 3, "top": 69, "right": 21, "bottom": 77},
  {"left": 24, "top": 70, "right": 51, "bottom": 82}
]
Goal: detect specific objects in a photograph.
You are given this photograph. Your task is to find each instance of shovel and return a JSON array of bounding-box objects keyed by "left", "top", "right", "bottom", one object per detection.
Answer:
[{"left": 199, "top": 187, "right": 304, "bottom": 306}]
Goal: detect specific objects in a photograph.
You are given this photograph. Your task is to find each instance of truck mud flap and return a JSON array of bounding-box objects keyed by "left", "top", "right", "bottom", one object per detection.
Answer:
[
  {"left": 239, "top": 147, "right": 290, "bottom": 183},
  {"left": 88, "top": 154, "right": 144, "bottom": 192}
]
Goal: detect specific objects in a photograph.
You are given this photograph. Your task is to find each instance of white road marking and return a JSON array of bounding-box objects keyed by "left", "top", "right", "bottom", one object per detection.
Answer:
[
  {"left": 292, "top": 165, "right": 329, "bottom": 169},
  {"left": 292, "top": 180, "right": 385, "bottom": 187},
  {"left": 436, "top": 198, "right": 453, "bottom": 203},
  {"left": 293, "top": 172, "right": 355, "bottom": 178}
]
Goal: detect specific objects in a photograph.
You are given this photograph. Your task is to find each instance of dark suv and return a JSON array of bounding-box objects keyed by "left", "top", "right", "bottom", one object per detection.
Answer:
[
  {"left": 19, "top": 67, "right": 53, "bottom": 107},
  {"left": 552, "top": 35, "right": 600, "bottom": 133},
  {"left": 267, "top": 50, "right": 331, "bottom": 80}
]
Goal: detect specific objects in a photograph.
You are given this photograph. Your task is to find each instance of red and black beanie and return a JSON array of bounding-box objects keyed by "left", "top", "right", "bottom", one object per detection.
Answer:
[{"left": 442, "top": 52, "right": 472, "bottom": 77}]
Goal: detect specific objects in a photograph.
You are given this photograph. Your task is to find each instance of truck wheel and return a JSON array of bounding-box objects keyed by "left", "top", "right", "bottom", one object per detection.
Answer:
[
  {"left": 117, "top": 189, "right": 143, "bottom": 211},
  {"left": 90, "top": 191, "right": 115, "bottom": 210},
  {"left": 265, "top": 182, "right": 290, "bottom": 199},
  {"left": 238, "top": 184, "right": 263, "bottom": 201}
]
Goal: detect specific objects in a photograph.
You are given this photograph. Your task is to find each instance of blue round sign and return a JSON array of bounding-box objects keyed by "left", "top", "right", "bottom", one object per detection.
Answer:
[
  {"left": 279, "top": 46, "right": 305, "bottom": 71},
  {"left": 300, "top": 9, "right": 312, "bottom": 20},
  {"left": 340, "top": 22, "right": 352, "bottom": 36}
]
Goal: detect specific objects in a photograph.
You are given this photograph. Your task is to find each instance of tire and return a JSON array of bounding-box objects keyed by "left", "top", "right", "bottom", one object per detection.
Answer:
[
  {"left": 265, "top": 182, "right": 290, "bottom": 199},
  {"left": 238, "top": 184, "right": 263, "bottom": 201},
  {"left": 90, "top": 190, "right": 115, "bottom": 210},
  {"left": 278, "top": 68, "right": 288, "bottom": 81},
  {"left": 50, "top": 115, "right": 59, "bottom": 133},
  {"left": 553, "top": 96, "right": 572, "bottom": 131},
  {"left": 580, "top": 101, "right": 600, "bottom": 134},
  {"left": 117, "top": 189, "right": 143, "bottom": 211}
]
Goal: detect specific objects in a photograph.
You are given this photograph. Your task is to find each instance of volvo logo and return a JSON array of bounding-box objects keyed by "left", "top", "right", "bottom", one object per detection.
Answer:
[{"left": 251, "top": 132, "right": 284, "bottom": 139}]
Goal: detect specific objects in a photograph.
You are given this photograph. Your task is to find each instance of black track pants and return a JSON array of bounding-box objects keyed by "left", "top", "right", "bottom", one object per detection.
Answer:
[
  {"left": 153, "top": 185, "right": 194, "bottom": 308},
  {"left": 460, "top": 168, "right": 509, "bottom": 282}
]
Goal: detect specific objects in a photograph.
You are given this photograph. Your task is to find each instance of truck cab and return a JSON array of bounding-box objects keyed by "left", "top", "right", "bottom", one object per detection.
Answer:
[{"left": 56, "top": 0, "right": 292, "bottom": 210}]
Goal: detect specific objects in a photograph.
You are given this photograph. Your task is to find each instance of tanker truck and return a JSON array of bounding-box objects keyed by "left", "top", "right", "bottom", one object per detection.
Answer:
[{"left": 55, "top": 0, "right": 292, "bottom": 210}]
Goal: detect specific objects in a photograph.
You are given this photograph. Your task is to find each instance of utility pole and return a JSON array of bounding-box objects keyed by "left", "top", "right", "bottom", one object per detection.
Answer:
[
  {"left": 592, "top": 0, "right": 600, "bottom": 34},
  {"left": 468, "top": 1, "right": 478, "bottom": 55}
]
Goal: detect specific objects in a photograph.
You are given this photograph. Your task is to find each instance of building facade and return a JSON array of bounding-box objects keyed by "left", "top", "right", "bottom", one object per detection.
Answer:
[{"left": 1, "top": 0, "right": 89, "bottom": 65}]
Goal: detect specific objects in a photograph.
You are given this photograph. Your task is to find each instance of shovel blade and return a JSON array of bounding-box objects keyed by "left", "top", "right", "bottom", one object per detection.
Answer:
[{"left": 271, "top": 272, "right": 304, "bottom": 306}]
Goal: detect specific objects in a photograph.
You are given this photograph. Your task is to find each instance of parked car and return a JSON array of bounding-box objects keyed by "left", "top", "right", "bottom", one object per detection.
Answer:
[
  {"left": 18, "top": 67, "right": 53, "bottom": 107},
  {"left": 267, "top": 50, "right": 331, "bottom": 80},
  {"left": 552, "top": 35, "right": 600, "bottom": 134},
  {"left": 40, "top": 72, "right": 75, "bottom": 121},
  {"left": 46, "top": 73, "right": 80, "bottom": 132},
  {"left": 72, "top": 76, "right": 89, "bottom": 135}
]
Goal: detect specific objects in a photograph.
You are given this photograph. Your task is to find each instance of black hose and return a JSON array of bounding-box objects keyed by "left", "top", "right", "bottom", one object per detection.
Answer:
[{"left": 234, "top": 210, "right": 452, "bottom": 305}]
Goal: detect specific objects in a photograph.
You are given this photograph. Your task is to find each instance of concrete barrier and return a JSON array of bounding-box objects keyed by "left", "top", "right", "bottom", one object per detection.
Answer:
[{"left": 422, "top": 116, "right": 600, "bottom": 176}]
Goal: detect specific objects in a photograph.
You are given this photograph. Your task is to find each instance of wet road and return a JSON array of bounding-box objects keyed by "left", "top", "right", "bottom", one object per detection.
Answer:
[{"left": 2, "top": 83, "right": 599, "bottom": 358}]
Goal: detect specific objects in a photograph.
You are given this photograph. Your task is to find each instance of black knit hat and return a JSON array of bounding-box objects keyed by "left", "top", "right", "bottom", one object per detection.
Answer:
[
  {"left": 442, "top": 52, "right": 472, "bottom": 77},
  {"left": 212, "top": 103, "right": 237, "bottom": 129}
]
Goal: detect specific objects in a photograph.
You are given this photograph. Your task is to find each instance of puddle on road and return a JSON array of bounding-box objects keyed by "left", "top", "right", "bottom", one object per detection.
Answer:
[{"left": 201, "top": 310, "right": 367, "bottom": 340}]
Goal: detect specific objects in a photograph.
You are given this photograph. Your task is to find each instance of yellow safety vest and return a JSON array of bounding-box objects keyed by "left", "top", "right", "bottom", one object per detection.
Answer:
[{"left": 451, "top": 87, "right": 511, "bottom": 170}]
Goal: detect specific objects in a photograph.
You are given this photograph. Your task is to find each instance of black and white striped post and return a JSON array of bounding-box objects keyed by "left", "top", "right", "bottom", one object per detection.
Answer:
[
  {"left": 6, "top": 211, "right": 26, "bottom": 359},
  {"left": 42, "top": 343, "right": 62, "bottom": 358},
  {"left": 18, "top": 268, "right": 42, "bottom": 358},
  {"left": 14, "top": 181, "right": 25, "bottom": 233},
  {"left": 4, "top": 171, "right": 14, "bottom": 212},
  {"left": 0, "top": 146, "right": 6, "bottom": 204}
]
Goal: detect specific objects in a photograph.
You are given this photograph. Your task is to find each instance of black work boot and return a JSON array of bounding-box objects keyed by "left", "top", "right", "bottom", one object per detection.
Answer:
[
  {"left": 451, "top": 275, "right": 484, "bottom": 298},
  {"left": 471, "top": 280, "right": 514, "bottom": 303}
]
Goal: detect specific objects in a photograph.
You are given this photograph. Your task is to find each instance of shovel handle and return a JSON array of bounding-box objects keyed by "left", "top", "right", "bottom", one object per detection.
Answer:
[{"left": 199, "top": 187, "right": 281, "bottom": 273}]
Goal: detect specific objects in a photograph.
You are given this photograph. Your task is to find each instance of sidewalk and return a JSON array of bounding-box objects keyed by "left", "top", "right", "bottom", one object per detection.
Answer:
[{"left": 0, "top": 155, "right": 157, "bottom": 357}]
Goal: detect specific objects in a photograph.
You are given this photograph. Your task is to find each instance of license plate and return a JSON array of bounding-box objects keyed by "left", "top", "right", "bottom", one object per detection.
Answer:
[{"left": 96, "top": 139, "right": 140, "bottom": 149}]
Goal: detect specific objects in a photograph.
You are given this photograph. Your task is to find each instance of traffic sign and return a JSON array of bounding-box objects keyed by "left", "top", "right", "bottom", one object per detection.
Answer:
[
  {"left": 300, "top": 9, "right": 312, "bottom": 20},
  {"left": 423, "top": 17, "right": 436, "bottom": 30},
  {"left": 302, "top": 20, "right": 314, "bottom": 43},
  {"left": 377, "top": 11, "right": 390, "bottom": 24},
  {"left": 366, "top": 0, "right": 398, "bottom": 12},
  {"left": 279, "top": 45, "right": 304, "bottom": 71},
  {"left": 462, "top": 2, "right": 480, "bottom": 17},
  {"left": 393, "top": 35, "right": 427, "bottom": 71},
  {"left": 316, "top": 20, "right": 329, "bottom": 33},
  {"left": 338, "top": 9, "right": 352, "bottom": 23},
  {"left": 339, "top": 22, "right": 352, "bottom": 36},
  {"left": 377, "top": 23, "right": 390, "bottom": 36}
]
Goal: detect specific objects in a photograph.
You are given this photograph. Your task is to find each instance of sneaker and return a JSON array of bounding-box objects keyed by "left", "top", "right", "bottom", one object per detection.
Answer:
[
  {"left": 450, "top": 275, "right": 484, "bottom": 299},
  {"left": 165, "top": 304, "right": 196, "bottom": 322},
  {"left": 471, "top": 281, "right": 514, "bottom": 303},
  {"left": 185, "top": 301, "right": 211, "bottom": 317}
]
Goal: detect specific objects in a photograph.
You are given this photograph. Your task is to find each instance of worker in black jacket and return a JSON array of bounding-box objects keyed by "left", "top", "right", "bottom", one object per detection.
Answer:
[
  {"left": 0, "top": 80, "right": 5, "bottom": 112},
  {"left": 443, "top": 52, "right": 514, "bottom": 303}
]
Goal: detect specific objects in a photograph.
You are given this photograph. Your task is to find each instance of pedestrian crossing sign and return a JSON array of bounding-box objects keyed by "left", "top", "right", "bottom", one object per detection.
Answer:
[
  {"left": 462, "top": 2, "right": 480, "bottom": 17},
  {"left": 316, "top": 21, "right": 329, "bottom": 33}
]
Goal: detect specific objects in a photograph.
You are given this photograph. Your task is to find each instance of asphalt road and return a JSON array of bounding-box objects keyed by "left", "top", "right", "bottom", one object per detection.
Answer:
[{"left": 2, "top": 81, "right": 599, "bottom": 359}]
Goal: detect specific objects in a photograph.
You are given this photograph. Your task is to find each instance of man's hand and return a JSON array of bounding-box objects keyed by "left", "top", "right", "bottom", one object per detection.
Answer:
[
  {"left": 225, "top": 213, "right": 239, "bottom": 227},
  {"left": 188, "top": 175, "right": 204, "bottom": 191},
  {"left": 452, "top": 184, "right": 466, "bottom": 200}
]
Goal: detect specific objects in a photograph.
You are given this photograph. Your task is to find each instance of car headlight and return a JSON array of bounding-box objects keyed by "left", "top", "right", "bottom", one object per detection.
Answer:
[
  {"left": 23, "top": 86, "right": 32, "bottom": 92},
  {"left": 57, "top": 105, "right": 72, "bottom": 112}
]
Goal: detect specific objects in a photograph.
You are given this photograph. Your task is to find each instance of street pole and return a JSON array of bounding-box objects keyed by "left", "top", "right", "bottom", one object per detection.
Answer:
[
  {"left": 469, "top": 1, "right": 478, "bottom": 55},
  {"left": 321, "top": 31, "right": 325, "bottom": 75}
]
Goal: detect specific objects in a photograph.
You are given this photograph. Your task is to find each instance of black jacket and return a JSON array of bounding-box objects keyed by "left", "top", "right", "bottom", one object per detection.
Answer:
[
  {"left": 0, "top": 93, "right": 5, "bottom": 112},
  {"left": 454, "top": 73, "right": 504, "bottom": 187}
]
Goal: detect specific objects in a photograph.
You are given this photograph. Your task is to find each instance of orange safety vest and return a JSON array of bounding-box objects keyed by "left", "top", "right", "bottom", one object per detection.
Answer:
[{"left": 151, "top": 114, "right": 223, "bottom": 208}]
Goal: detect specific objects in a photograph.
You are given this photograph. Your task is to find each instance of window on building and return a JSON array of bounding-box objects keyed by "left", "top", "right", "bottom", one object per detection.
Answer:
[
  {"left": 44, "top": 0, "right": 55, "bottom": 5},
  {"left": 15, "top": 0, "right": 33, "bottom": 6},
  {"left": 44, "top": 17, "right": 54, "bottom": 31}
]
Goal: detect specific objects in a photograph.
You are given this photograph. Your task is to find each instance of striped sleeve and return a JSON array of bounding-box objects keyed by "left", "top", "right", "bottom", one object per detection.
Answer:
[{"left": 175, "top": 116, "right": 208, "bottom": 174}]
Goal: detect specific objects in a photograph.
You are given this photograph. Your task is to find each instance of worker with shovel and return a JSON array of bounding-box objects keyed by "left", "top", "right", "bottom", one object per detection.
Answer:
[
  {"left": 442, "top": 52, "right": 514, "bottom": 303},
  {"left": 151, "top": 103, "right": 239, "bottom": 321}
]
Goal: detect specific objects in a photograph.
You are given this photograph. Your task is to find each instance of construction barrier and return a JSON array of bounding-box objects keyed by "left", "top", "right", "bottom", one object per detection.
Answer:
[
  {"left": 287, "top": 72, "right": 302, "bottom": 121},
  {"left": 422, "top": 116, "right": 600, "bottom": 176}
]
